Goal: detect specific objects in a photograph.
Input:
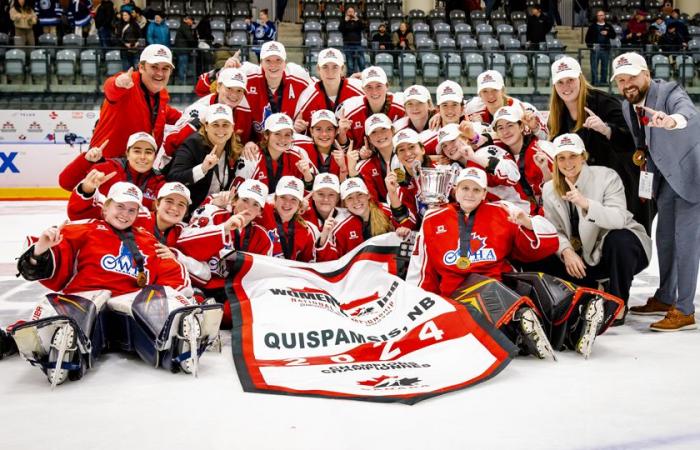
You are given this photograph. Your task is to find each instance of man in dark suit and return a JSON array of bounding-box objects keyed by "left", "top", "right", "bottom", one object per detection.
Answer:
[
  {"left": 613, "top": 52, "right": 700, "bottom": 331},
  {"left": 526, "top": 4, "right": 553, "bottom": 50}
]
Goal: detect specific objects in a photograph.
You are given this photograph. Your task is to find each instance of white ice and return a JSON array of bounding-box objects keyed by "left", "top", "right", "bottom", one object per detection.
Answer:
[{"left": 0, "top": 201, "right": 698, "bottom": 450}]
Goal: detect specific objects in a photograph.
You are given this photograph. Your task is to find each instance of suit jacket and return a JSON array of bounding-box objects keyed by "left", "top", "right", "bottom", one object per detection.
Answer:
[
  {"left": 542, "top": 164, "right": 651, "bottom": 267},
  {"left": 621, "top": 79, "right": 700, "bottom": 203}
]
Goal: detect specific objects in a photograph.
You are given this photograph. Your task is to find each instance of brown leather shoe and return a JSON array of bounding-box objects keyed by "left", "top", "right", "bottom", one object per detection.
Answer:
[
  {"left": 629, "top": 297, "right": 672, "bottom": 316},
  {"left": 650, "top": 308, "right": 697, "bottom": 332}
]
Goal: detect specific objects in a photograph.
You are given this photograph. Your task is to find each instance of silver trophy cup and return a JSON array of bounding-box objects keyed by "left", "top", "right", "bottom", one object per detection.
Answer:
[{"left": 416, "top": 165, "right": 457, "bottom": 207}]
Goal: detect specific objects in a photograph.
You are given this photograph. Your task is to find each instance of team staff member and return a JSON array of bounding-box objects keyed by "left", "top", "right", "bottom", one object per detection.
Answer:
[
  {"left": 337, "top": 66, "right": 405, "bottom": 147},
  {"left": 538, "top": 133, "right": 651, "bottom": 325},
  {"left": 91, "top": 44, "right": 182, "bottom": 159},
  {"left": 168, "top": 104, "right": 241, "bottom": 212},
  {"left": 393, "top": 84, "right": 439, "bottom": 155},
  {"left": 612, "top": 52, "right": 700, "bottom": 331},
  {"left": 59, "top": 132, "right": 165, "bottom": 210},
  {"left": 293, "top": 48, "right": 364, "bottom": 133},
  {"left": 546, "top": 56, "right": 649, "bottom": 234},
  {"left": 259, "top": 176, "right": 316, "bottom": 261}
]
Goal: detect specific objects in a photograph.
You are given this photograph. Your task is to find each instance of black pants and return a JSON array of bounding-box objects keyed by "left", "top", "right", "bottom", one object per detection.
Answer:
[{"left": 522, "top": 229, "right": 648, "bottom": 304}]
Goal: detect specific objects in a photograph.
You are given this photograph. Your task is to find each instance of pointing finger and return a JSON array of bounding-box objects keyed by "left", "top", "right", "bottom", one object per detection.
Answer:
[
  {"left": 583, "top": 107, "right": 596, "bottom": 117},
  {"left": 98, "top": 139, "right": 109, "bottom": 151}
]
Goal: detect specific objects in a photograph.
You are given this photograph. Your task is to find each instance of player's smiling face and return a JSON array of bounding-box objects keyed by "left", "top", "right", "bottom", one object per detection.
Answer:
[
  {"left": 156, "top": 194, "right": 188, "bottom": 226},
  {"left": 275, "top": 194, "right": 301, "bottom": 222},
  {"left": 344, "top": 192, "right": 370, "bottom": 219},
  {"left": 554, "top": 76, "right": 581, "bottom": 103},
  {"left": 126, "top": 142, "right": 156, "bottom": 173},
  {"left": 104, "top": 201, "right": 139, "bottom": 230},
  {"left": 479, "top": 88, "right": 503, "bottom": 110},
  {"left": 139, "top": 62, "right": 172, "bottom": 94},
  {"left": 395, "top": 142, "right": 424, "bottom": 170},
  {"left": 262, "top": 56, "right": 286, "bottom": 79},
  {"left": 439, "top": 101, "right": 462, "bottom": 124},
  {"left": 234, "top": 197, "right": 262, "bottom": 220},
  {"left": 310, "top": 121, "right": 337, "bottom": 148},
  {"left": 368, "top": 126, "right": 393, "bottom": 149},
  {"left": 268, "top": 129, "right": 293, "bottom": 153},
  {"left": 363, "top": 82, "right": 387, "bottom": 102},
  {"left": 312, "top": 188, "right": 339, "bottom": 216},
  {"left": 405, "top": 99, "right": 429, "bottom": 120},
  {"left": 494, "top": 120, "right": 523, "bottom": 148},
  {"left": 556, "top": 151, "right": 585, "bottom": 180},
  {"left": 218, "top": 85, "right": 245, "bottom": 108},
  {"left": 455, "top": 181, "right": 487, "bottom": 213}
]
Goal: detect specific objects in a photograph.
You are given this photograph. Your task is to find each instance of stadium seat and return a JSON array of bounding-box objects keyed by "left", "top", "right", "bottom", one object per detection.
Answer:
[
  {"left": 229, "top": 20, "right": 247, "bottom": 32},
  {"left": 688, "top": 39, "right": 700, "bottom": 63},
  {"left": 38, "top": 33, "right": 58, "bottom": 57},
  {"left": 511, "top": 11, "right": 527, "bottom": 28},
  {"left": 437, "top": 37, "right": 456, "bottom": 51},
  {"left": 303, "top": 20, "right": 322, "bottom": 34},
  {"left": 5, "top": 48, "right": 25, "bottom": 82},
  {"left": 546, "top": 39, "right": 566, "bottom": 52},
  {"left": 420, "top": 52, "right": 439, "bottom": 83},
  {"left": 409, "top": 9, "right": 426, "bottom": 25},
  {"left": 326, "top": 20, "right": 340, "bottom": 33},
  {"left": 304, "top": 34, "right": 323, "bottom": 49},
  {"left": 489, "top": 53, "right": 507, "bottom": 79},
  {"left": 475, "top": 24, "right": 493, "bottom": 36},
  {"left": 305, "top": 50, "right": 320, "bottom": 67},
  {"left": 509, "top": 53, "right": 529, "bottom": 86},
  {"left": 676, "top": 55, "right": 695, "bottom": 85},
  {"left": 375, "top": 53, "right": 395, "bottom": 81},
  {"left": 86, "top": 33, "right": 100, "bottom": 47},
  {"left": 478, "top": 36, "right": 499, "bottom": 51},
  {"left": 398, "top": 52, "right": 417, "bottom": 84},
  {"left": 458, "top": 35, "right": 478, "bottom": 50},
  {"left": 449, "top": 9, "right": 467, "bottom": 26},
  {"left": 496, "top": 24, "right": 514, "bottom": 39},
  {"left": 62, "top": 33, "right": 84, "bottom": 48},
  {"left": 443, "top": 52, "right": 462, "bottom": 80},
  {"left": 651, "top": 54, "right": 671, "bottom": 80},
  {"left": 105, "top": 50, "right": 122, "bottom": 76},
  {"left": 327, "top": 33, "right": 343, "bottom": 48},
  {"left": 433, "top": 22, "right": 451, "bottom": 40},
  {"left": 80, "top": 49, "right": 98, "bottom": 82},
  {"left": 470, "top": 11, "right": 487, "bottom": 26},
  {"left": 491, "top": 11, "right": 508, "bottom": 27},
  {"left": 428, "top": 8, "right": 446, "bottom": 28},
  {"left": 464, "top": 52, "right": 485, "bottom": 84},
  {"left": 56, "top": 49, "right": 77, "bottom": 83},
  {"left": 416, "top": 36, "right": 435, "bottom": 50},
  {"left": 454, "top": 23, "right": 472, "bottom": 39},
  {"left": 413, "top": 22, "right": 430, "bottom": 39},
  {"left": 502, "top": 37, "right": 522, "bottom": 51},
  {"left": 369, "top": 20, "right": 382, "bottom": 36},
  {"left": 30, "top": 49, "right": 49, "bottom": 83}
]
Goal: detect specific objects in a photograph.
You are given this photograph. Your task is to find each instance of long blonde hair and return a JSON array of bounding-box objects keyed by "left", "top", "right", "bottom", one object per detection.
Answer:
[
  {"left": 368, "top": 200, "right": 394, "bottom": 236},
  {"left": 198, "top": 123, "right": 242, "bottom": 167},
  {"left": 548, "top": 74, "right": 594, "bottom": 139},
  {"left": 551, "top": 150, "right": 589, "bottom": 197}
]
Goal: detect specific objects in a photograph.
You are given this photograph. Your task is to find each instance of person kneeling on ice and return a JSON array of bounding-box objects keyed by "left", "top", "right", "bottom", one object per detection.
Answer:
[{"left": 10, "top": 182, "right": 223, "bottom": 387}]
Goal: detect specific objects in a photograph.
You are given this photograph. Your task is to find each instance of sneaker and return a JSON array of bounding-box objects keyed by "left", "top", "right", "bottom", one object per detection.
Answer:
[
  {"left": 178, "top": 313, "right": 202, "bottom": 375},
  {"left": 515, "top": 307, "right": 556, "bottom": 361},
  {"left": 629, "top": 297, "right": 672, "bottom": 316},
  {"left": 576, "top": 296, "right": 605, "bottom": 359},
  {"left": 650, "top": 308, "right": 697, "bottom": 332},
  {"left": 47, "top": 323, "right": 77, "bottom": 388}
]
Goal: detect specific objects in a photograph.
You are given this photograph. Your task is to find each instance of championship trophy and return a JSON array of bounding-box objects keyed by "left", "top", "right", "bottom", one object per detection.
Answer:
[{"left": 415, "top": 162, "right": 459, "bottom": 209}]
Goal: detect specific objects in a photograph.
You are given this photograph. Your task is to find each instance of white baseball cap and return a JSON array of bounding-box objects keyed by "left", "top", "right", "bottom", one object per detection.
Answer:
[
  {"left": 237, "top": 179, "right": 269, "bottom": 207},
  {"left": 436, "top": 80, "right": 464, "bottom": 105},
  {"left": 361, "top": 66, "right": 388, "bottom": 87},
  {"left": 275, "top": 176, "right": 305, "bottom": 201},
  {"left": 264, "top": 113, "right": 294, "bottom": 132},
  {"left": 312, "top": 173, "right": 340, "bottom": 193},
  {"left": 364, "top": 113, "right": 392, "bottom": 136},
  {"left": 157, "top": 182, "right": 192, "bottom": 204},
  {"left": 260, "top": 41, "right": 287, "bottom": 61},
  {"left": 392, "top": 128, "right": 421, "bottom": 148},
  {"left": 126, "top": 131, "right": 157, "bottom": 150},
  {"left": 404, "top": 84, "right": 431, "bottom": 104},
  {"left": 436, "top": 123, "right": 461, "bottom": 154},
  {"left": 551, "top": 56, "right": 582, "bottom": 83},
  {"left": 139, "top": 44, "right": 174, "bottom": 67},
  {"left": 477, "top": 70, "right": 505, "bottom": 92},
  {"left": 107, "top": 181, "right": 143, "bottom": 205},
  {"left": 311, "top": 109, "right": 338, "bottom": 127},
  {"left": 552, "top": 133, "right": 586, "bottom": 156},
  {"left": 318, "top": 48, "right": 345, "bottom": 67},
  {"left": 204, "top": 103, "right": 234, "bottom": 124},
  {"left": 492, "top": 105, "right": 523, "bottom": 127},
  {"left": 455, "top": 167, "right": 488, "bottom": 189},
  {"left": 218, "top": 68, "right": 247, "bottom": 90},
  {"left": 610, "top": 52, "right": 648, "bottom": 81},
  {"left": 340, "top": 177, "right": 369, "bottom": 200}
]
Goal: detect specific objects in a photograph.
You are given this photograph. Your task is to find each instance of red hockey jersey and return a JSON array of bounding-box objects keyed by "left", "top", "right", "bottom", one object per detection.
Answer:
[
  {"left": 392, "top": 116, "right": 439, "bottom": 156},
  {"left": 340, "top": 93, "right": 406, "bottom": 147},
  {"left": 259, "top": 203, "right": 316, "bottom": 262},
  {"left": 293, "top": 78, "right": 364, "bottom": 125}
]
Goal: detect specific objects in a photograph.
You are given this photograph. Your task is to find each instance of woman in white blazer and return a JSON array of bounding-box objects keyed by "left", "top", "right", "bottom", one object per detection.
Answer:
[{"left": 539, "top": 133, "right": 652, "bottom": 324}]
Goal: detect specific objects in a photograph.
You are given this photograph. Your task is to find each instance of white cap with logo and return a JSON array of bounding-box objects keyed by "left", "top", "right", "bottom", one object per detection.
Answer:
[
  {"left": 318, "top": 48, "right": 345, "bottom": 66},
  {"left": 403, "top": 84, "right": 431, "bottom": 104},
  {"left": 311, "top": 109, "right": 338, "bottom": 127},
  {"left": 275, "top": 176, "right": 305, "bottom": 201},
  {"left": 392, "top": 128, "right": 420, "bottom": 148},
  {"left": 455, "top": 167, "right": 488, "bottom": 189},
  {"left": 157, "top": 181, "right": 192, "bottom": 204},
  {"left": 264, "top": 113, "right": 294, "bottom": 132},
  {"left": 477, "top": 70, "right": 505, "bottom": 92},
  {"left": 260, "top": 41, "right": 287, "bottom": 61},
  {"left": 126, "top": 131, "right": 157, "bottom": 150},
  {"left": 340, "top": 177, "right": 369, "bottom": 200},
  {"left": 313, "top": 173, "right": 340, "bottom": 193},
  {"left": 552, "top": 133, "right": 586, "bottom": 156},
  {"left": 139, "top": 44, "right": 174, "bottom": 67},
  {"left": 204, "top": 103, "right": 234, "bottom": 124},
  {"left": 361, "top": 66, "right": 388, "bottom": 87},
  {"left": 218, "top": 68, "right": 247, "bottom": 90},
  {"left": 491, "top": 105, "right": 523, "bottom": 127},
  {"left": 610, "top": 52, "right": 648, "bottom": 81},
  {"left": 436, "top": 123, "right": 461, "bottom": 154},
  {"left": 237, "top": 179, "right": 269, "bottom": 207},
  {"left": 436, "top": 80, "right": 464, "bottom": 105},
  {"left": 108, "top": 182, "right": 143, "bottom": 205},
  {"left": 551, "top": 56, "right": 582, "bottom": 83},
  {"left": 364, "top": 113, "right": 392, "bottom": 136}
]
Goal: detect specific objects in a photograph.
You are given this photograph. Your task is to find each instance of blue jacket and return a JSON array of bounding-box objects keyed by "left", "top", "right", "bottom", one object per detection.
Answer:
[
  {"left": 67, "top": 0, "right": 93, "bottom": 27},
  {"left": 147, "top": 21, "right": 171, "bottom": 47},
  {"left": 35, "top": 0, "right": 63, "bottom": 26},
  {"left": 247, "top": 20, "right": 276, "bottom": 45}
]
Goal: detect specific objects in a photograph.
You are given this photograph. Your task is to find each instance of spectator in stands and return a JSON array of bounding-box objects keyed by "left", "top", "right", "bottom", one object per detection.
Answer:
[
  {"left": 118, "top": 0, "right": 134, "bottom": 14},
  {"left": 276, "top": 0, "right": 287, "bottom": 22},
  {"left": 246, "top": 8, "right": 276, "bottom": 59},
  {"left": 666, "top": 9, "right": 689, "bottom": 42},
  {"left": 661, "top": 2, "right": 674, "bottom": 17},
  {"left": 624, "top": 11, "right": 648, "bottom": 47},
  {"left": 339, "top": 6, "right": 365, "bottom": 74},
  {"left": 392, "top": 21, "right": 414, "bottom": 52},
  {"left": 542, "top": 0, "right": 561, "bottom": 26},
  {"left": 658, "top": 22, "right": 686, "bottom": 55},
  {"left": 652, "top": 15, "right": 666, "bottom": 35},
  {"left": 147, "top": 12, "right": 170, "bottom": 47},
  {"left": 0, "top": 0, "right": 12, "bottom": 35},
  {"left": 485, "top": 0, "right": 502, "bottom": 17},
  {"left": 34, "top": 0, "right": 61, "bottom": 35},
  {"left": 95, "top": 0, "right": 115, "bottom": 48},
  {"left": 9, "top": 0, "right": 37, "bottom": 46},
  {"left": 132, "top": 6, "right": 147, "bottom": 36},
  {"left": 118, "top": 9, "right": 141, "bottom": 69},
  {"left": 173, "top": 15, "right": 198, "bottom": 83},
  {"left": 67, "top": 0, "right": 92, "bottom": 37},
  {"left": 585, "top": 10, "right": 616, "bottom": 86},
  {"left": 526, "top": 4, "right": 553, "bottom": 50},
  {"left": 371, "top": 23, "right": 391, "bottom": 51},
  {"left": 574, "top": 0, "right": 589, "bottom": 27}
]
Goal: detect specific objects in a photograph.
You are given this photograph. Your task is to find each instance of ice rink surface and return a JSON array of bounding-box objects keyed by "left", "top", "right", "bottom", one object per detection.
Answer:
[{"left": 0, "top": 201, "right": 698, "bottom": 450}]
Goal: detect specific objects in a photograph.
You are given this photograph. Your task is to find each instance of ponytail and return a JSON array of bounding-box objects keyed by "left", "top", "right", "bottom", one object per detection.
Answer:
[{"left": 368, "top": 200, "right": 394, "bottom": 236}]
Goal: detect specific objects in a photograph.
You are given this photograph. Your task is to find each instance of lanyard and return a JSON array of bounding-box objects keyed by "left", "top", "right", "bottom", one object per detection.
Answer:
[
  {"left": 568, "top": 202, "right": 581, "bottom": 239},
  {"left": 114, "top": 227, "right": 147, "bottom": 287},
  {"left": 274, "top": 212, "right": 296, "bottom": 259},
  {"left": 513, "top": 139, "right": 538, "bottom": 206},
  {"left": 629, "top": 103, "right": 647, "bottom": 148},
  {"left": 233, "top": 225, "right": 252, "bottom": 252},
  {"left": 457, "top": 206, "right": 479, "bottom": 260},
  {"left": 263, "top": 147, "right": 285, "bottom": 191},
  {"left": 140, "top": 81, "right": 160, "bottom": 132},
  {"left": 119, "top": 158, "right": 155, "bottom": 194},
  {"left": 319, "top": 78, "right": 347, "bottom": 112},
  {"left": 211, "top": 154, "right": 230, "bottom": 190},
  {"left": 152, "top": 225, "right": 168, "bottom": 244},
  {"left": 361, "top": 219, "right": 372, "bottom": 240},
  {"left": 267, "top": 78, "right": 285, "bottom": 114},
  {"left": 314, "top": 145, "right": 332, "bottom": 173}
]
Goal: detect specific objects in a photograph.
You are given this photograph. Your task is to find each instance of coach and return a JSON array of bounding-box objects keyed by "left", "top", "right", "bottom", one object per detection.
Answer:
[{"left": 612, "top": 52, "right": 700, "bottom": 332}]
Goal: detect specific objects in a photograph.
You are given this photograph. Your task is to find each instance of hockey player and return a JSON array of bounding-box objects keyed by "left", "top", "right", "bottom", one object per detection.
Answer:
[
  {"left": 293, "top": 110, "right": 348, "bottom": 178},
  {"left": 301, "top": 173, "right": 349, "bottom": 235},
  {"left": 293, "top": 48, "right": 364, "bottom": 133},
  {"left": 12, "top": 182, "right": 222, "bottom": 387},
  {"left": 393, "top": 84, "right": 439, "bottom": 155},
  {"left": 336, "top": 66, "right": 405, "bottom": 147},
  {"left": 59, "top": 132, "right": 165, "bottom": 210}
]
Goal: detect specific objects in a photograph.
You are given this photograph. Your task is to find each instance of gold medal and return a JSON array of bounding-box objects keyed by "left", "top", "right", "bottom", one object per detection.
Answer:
[
  {"left": 456, "top": 256, "right": 471, "bottom": 269},
  {"left": 137, "top": 271, "right": 147, "bottom": 288},
  {"left": 394, "top": 168, "right": 406, "bottom": 183},
  {"left": 632, "top": 149, "right": 646, "bottom": 167},
  {"left": 570, "top": 237, "right": 582, "bottom": 252}
]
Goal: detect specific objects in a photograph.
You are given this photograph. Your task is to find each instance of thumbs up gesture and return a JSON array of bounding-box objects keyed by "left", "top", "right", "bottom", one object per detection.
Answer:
[{"left": 115, "top": 67, "right": 135, "bottom": 89}]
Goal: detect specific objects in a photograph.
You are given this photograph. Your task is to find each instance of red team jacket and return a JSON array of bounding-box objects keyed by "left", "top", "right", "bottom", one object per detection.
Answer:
[
  {"left": 293, "top": 78, "right": 364, "bottom": 125},
  {"left": 412, "top": 202, "right": 558, "bottom": 297},
  {"left": 259, "top": 203, "right": 316, "bottom": 262},
  {"left": 356, "top": 154, "right": 401, "bottom": 202},
  {"left": 293, "top": 134, "right": 344, "bottom": 176},
  {"left": 27, "top": 220, "right": 191, "bottom": 297},
  {"left": 235, "top": 146, "right": 315, "bottom": 191},
  {"left": 392, "top": 116, "right": 439, "bottom": 156},
  {"left": 91, "top": 71, "right": 182, "bottom": 159},
  {"left": 340, "top": 94, "right": 406, "bottom": 147}
]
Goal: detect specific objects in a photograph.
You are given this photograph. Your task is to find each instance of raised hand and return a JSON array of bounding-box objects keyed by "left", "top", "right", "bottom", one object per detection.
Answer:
[
  {"left": 242, "top": 141, "right": 260, "bottom": 161},
  {"left": 84, "top": 140, "right": 108, "bottom": 163},
  {"left": 562, "top": 178, "right": 589, "bottom": 210},
  {"left": 224, "top": 209, "right": 253, "bottom": 233},
  {"left": 33, "top": 220, "right": 68, "bottom": 256},
  {"left": 294, "top": 117, "right": 309, "bottom": 133},
  {"left": 155, "top": 243, "right": 176, "bottom": 260},
  {"left": 201, "top": 145, "right": 221, "bottom": 173},
  {"left": 583, "top": 107, "right": 611, "bottom": 138},
  {"left": 115, "top": 67, "right": 135, "bottom": 89},
  {"left": 318, "top": 217, "right": 336, "bottom": 246},
  {"left": 507, "top": 207, "right": 533, "bottom": 230},
  {"left": 224, "top": 51, "right": 242, "bottom": 69},
  {"left": 429, "top": 113, "right": 442, "bottom": 131},
  {"left": 640, "top": 106, "right": 677, "bottom": 130},
  {"left": 337, "top": 108, "right": 352, "bottom": 136},
  {"left": 211, "top": 190, "right": 232, "bottom": 208},
  {"left": 81, "top": 169, "right": 117, "bottom": 195},
  {"left": 385, "top": 170, "right": 399, "bottom": 195},
  {"left": 359, "top": 137, "right": 372, "bottom": 160}
]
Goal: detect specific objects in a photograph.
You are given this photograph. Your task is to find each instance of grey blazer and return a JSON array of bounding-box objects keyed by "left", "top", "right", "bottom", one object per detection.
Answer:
[
  {"left": 542, "top": 164, "right": 652, "bottom": 267},
  {"left": 620, "top": 79, "right": 700, "bottom": 203}
]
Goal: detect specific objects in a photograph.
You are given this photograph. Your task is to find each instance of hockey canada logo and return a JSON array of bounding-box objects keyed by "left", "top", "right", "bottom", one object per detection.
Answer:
[
  {"left": 101, "top": 243, "right": 149, "bottom": 280},
  {"left": 615, "top": 56, "right": 631, "bottom": 68},
  {"left": 559, "top": 135, "right": 575, "bottom": 146},
  {"left": 357, "top": 375, "right": 422, "bottom": 389},
  {"left": 249, "top": 182, "right": 264, "bottom": 195},
  {"left": 407, "top": 86, "right": 421, "bottom": 96},
  {"left": 322, "top": 49, "right": 339, "bottom": 60},
  {"left": 556, "top": 61, "right": 570, "bottom": 73},
  {"left": 54, "top": 122, "right": 69, "bottom": 132},
  {"left": 155, "top": 47, "right": 168, "bottom": 57},
  {"left": 267, "top": 43, "right": 280, "bottom": 52},
  {"left": 441, "top": 85, "right": 455, "bottom": 95},
  {"left": 481, "top": 73, "right": 495, "bottom": 83},
  {"left": 269, "top": 286, "right": 347, "bottom": 317},
  {"left": 213, "top": 105, "right": 227, "bottom": 115},
  {"left": 366, "top": 68, "right": 381, "bottom": 78},
  {"left": 443, "top": 233, "right": 497, "bottom": 266},
  {"left": 28, "top": 121, "right": 42, "bottom": 132},
  {"left": 1, "top": 121, "right": 16, "bottom": 133}
]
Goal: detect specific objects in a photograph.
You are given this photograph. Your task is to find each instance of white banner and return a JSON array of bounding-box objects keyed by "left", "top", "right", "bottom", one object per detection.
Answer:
[{"left": 226, "top": 235, "right": 516, "bottom": 404}]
